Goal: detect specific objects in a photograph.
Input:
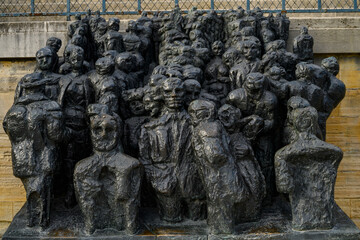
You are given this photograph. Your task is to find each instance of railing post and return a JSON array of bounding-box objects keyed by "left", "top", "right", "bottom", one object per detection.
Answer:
[
  {"left": 246, "top": 0, "right": 250, "bottom": 10},
  {"left": 282, "top": 0, "right": 286, "bottom": 11},
  {"left": 354, "top": 0, "right": 358, "bottom": 9},
  {"left": 211, "top": 0, "right": 214, "bottom": 10},
  {"left": 137, "top": 0, "right": 141, "bottom": 12},
  {"left": 318, "top": 0, "right": 322, "bottom": 11},
  {"left": 102, "top": 0, "right": 106, "bottom": 13},
  {"left": 30, "top": 0, "right": 35, "bottom": 15},
  {"left": 66, "top": 0, "right": 70, "bottom": 21}
]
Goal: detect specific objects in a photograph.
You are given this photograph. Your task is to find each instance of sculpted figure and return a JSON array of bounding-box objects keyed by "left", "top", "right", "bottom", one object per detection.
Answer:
[
  {"left": 183, "top": 79, "right": 201, "bottom": 108},
  {"left": 57, "top": 46, "right": 94, "bottom": 207},
  {"left": 321, "top": 56, "right": 346, "bottom": 111},
  {"left": 282, "top": 96, "right": 323, "bottom": 145},
  {"left": 4, "top": 73, "right": 64, "bottom": 228},
  {"left": 68, "top": 13, "right": 82, "bottom": 39},
  {"left": 189, "top": 100, "right": 246, "bottom": 234},
  {"left": 204, "top": 41, "right": 230, "bottom": 104},
  {"left": 94, "top": 21, "right": 108, "bottom": 59},
  {"left": 122, "top": 88, "right": 150, "bottom": 157},
  {"left": 227, "top": 72, "right": 277, "bottom": 204},
  {"left": 45, "top": 37, "right": 62, "bottom": 73},
  {"left": 139, "top": 78, "right": 205, "bottom": 222},
  {"left": 88, "top": 57, "right": 120, "bottom": 114},
  {"left": 218, "top": 104, "right": 266, "bottom": 222},
  {"left": 229, "top": 40, "right": 261, "bottom": 90},
  {"left": 293, "top": 26, "right": 314, "bottom": 63},
  {"left": 74, "top": 104, "right": 142, "bottom": 235},
  {"left": 285, "top": 63, "right": 324, "bottom": 114},
  {"left": 31, "top": 48, "right": 61, "bottom": 101},
  {"left": 104, "top": 18, "right": 125, "bottom": 53},
  {"left": 275, "top": 106, "right": 342, "bottom": 230},
  {"left": 259, "top": 20, "right": 275, "bottom": 52},
  {"left": 272, "top": 12, "right": 290, "bottom": 45}
]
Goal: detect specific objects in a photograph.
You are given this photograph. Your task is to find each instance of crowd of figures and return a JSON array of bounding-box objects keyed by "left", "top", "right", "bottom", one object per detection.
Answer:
[{"left": 3, "top": 7, "right": 346, "bottom": 236}]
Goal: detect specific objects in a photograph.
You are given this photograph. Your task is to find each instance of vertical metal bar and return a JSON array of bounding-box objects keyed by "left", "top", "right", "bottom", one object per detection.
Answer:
[
  {"left": 175, "top": 0, "right": 179, "bottom": 7},
  {"left": 66, "top": 0, "right": 70, "bottom": 21},
  {"left": 282, "top": 0, "right": 286, "bottom": 11},
  {"left": 102, "top": 0, "right": 106, "bottom": 13},
  {"left": 137, "top": 0, "right": 141, "bottom": 12},
  {"left": 30, "top": 0, "right": 35, "bottom": 14},
  {"left": 211, "top": 0, "right": 214, "bottom": 10},
  {"left": 246, "top": 0, "right": 250, "bottom": 10},
  {"left": 318, "top": 0, "right": 322, "bottom": 11},
  {"left": 354, "top": 0, "right": 358, "bottom": 9}
]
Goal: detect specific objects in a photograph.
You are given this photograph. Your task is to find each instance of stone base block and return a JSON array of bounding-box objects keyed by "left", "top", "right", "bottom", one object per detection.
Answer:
[{"left": 3, "top": 198, "right": 360, "bottom": 240}]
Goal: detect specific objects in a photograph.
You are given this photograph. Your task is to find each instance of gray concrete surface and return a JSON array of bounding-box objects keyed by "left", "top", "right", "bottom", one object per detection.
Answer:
[{"left": 0, "top": 17, "right": 359, "bottom": 58}]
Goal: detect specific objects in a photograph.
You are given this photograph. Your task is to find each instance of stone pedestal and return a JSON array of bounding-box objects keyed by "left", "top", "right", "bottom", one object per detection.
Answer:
[{"left": 3, "top": 198, "right": 360, "bottom": 240}]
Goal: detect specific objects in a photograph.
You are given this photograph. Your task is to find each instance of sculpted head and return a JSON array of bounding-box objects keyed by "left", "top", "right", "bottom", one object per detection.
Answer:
[
  {"left": 162, "top": 78, "right": 185, "bottom": 110},
  {"left": 87, "top": 104, "right": 121, "bottom": 152},
  {"left": 218, "top": 104, "right": 241, "bottom": 130},
  {"left": 184, "top": 79, "right": 201, "bottom": 107},
  {"left": 300, "top": 26, "right": 308, "bottom": 35},
  {"left": 36, "top": 47, "right": 54, "bottom": 71},
  {"left": 108, "top": 18, "right": 120, "bottom": 32},
  {"left": 244, "top": 72, "right": 265, "bottom": 97},
  {"left": 115, "top": 52, "right": 137, "bottom": 72},
  {"left": 188, "top": 100, "right": 216, "bottom": 126},
  {"left": 240, "top": 40, "right": 260, "bottom": 60},
  {"left": 69, "top": 46, "right": 84, "bottom": 70},
  {"left": 212, "top": 41, "right": 225, "bottom": 57},
  {"left": 287, "top": 96, "right": 310, "bottom": 124},
  {"left": 321, "top": 56, "right": 339, "bottom": 76},
  {"left": 123, "top": 88, "right": 146, "bottom": 116},
  {"left": 46, "top": 37, "right": 62, "bottom": 53},
  {"left": 95, "top": 57, "right": 115, "bottom": 75},
  {"left": 292, "top": 106, "right": 318, "bottom": 134}
]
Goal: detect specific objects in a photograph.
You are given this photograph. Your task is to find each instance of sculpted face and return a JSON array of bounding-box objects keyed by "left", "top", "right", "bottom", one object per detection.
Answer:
[
  {"left": 184, "top": 80, "right": 201, "bottom": 107},
  {"left": 143, "top": 93, "right": 161, "bottom": 117},
  {"left": 36, "top": 48, "right": 54, "bottom": 71},
  {"left": 90, "top": 114, "right": 118, "bottom": 152},
  {"left": 188, "top": 100, "right": 215, "bottom": 126},
  {"left": 46, "top": 37, "right": 62, "bottom": 53},
  {"left": 321, "top": 57, "right": 339, "bottom": 76},
  {"left": 95, "top": 57, "right": 115, "bottom": 75},
  {"left": 244, "top": 73, "right": 265, "bottom": 97},
  {"left": 162, "top": 78, "right": 185, "bottom": 110},
  {"left": 212, "top": 41, "right": 224, "bottom": 57},
  {"left": 242, "top": 41, "right": 259, "bottom": 60},
  {"left": 69, "top": 47, "right": 84, "bottom": 70},
  {"left": 218, "top": 104, "right": 240, "bottom": 129}
]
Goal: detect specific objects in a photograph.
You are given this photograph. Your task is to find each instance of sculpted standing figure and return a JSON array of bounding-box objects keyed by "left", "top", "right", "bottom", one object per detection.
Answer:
[
  {"left": 204, "top": 41, "right": 231, "bottom": 104},
  {"left": 189, "top": 100, "right": 247, "bottom": 234},
  {"left": 227, "top": 72, "right": 277, "bottom": 204},
  {"left": 57, "top": 46, "right": 94, "bottom": 207},
  {"left": 88, "top": 57, "right": 120, "bottom": 114},
  {"left": 293, "top": 26, "right": 314, "bottom": 63},
  {"left": 218, "top": 104, "right": 266, "bottom": 222},
  {"left": 229, "top": 40, "right": 261, "bottom": 90},
  {"left": 275, "top": 106, "right": 342, "bottom": 230},
  {"left": 4, "top": 72, "right": 64, "bottom": 228},
  {"left": 139, "top": 78, "right": 205, "bottom": 222},
  {"left": 74, "top": 104, "right": 142, "bottom": 235}
]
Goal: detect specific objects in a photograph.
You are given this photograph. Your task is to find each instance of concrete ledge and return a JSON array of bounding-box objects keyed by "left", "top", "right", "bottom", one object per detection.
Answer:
[{"left": 0, "top": 17, "right": 360, "bottom": 58}]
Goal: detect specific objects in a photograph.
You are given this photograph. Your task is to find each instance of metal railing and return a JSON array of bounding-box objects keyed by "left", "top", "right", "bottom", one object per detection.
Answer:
[{"left": 0, "top": 0, "right": 359, "bottom": 18}]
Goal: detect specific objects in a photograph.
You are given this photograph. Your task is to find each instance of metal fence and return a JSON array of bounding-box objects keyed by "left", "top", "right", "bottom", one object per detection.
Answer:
[{"left": 0, "top": 0, "right": 359, "bottom": 18}]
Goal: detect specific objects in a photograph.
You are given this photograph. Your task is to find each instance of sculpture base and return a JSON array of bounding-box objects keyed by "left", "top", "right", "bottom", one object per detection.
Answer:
[{"left": 3, "top": 197, "right": 360, "bottom": 240}]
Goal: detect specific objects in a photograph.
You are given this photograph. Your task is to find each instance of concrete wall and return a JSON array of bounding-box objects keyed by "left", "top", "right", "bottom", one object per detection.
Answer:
[{"left": 0, "top": 17, "right": 360, "bottom": 236}]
